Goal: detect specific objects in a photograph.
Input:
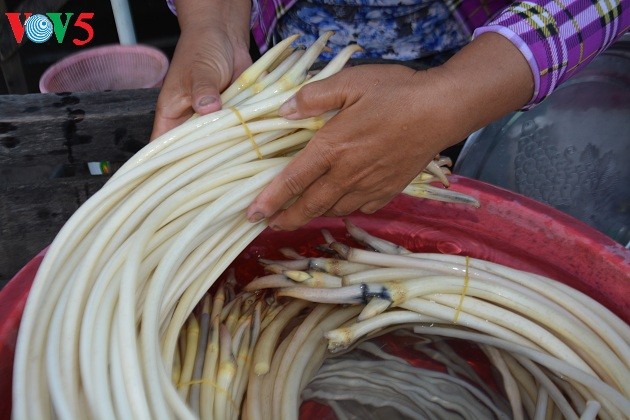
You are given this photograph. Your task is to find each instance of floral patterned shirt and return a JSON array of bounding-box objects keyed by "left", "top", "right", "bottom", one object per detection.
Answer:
[
  {"left": 167, "top": 0, "right": 629, "bottom": 107},
  {"left": 271, "top": 1, "right": 469, "bottom": 61}
]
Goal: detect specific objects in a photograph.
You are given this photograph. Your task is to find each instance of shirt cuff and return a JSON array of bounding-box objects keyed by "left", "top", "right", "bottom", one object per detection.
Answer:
[
  {"left": 166, "top": 0, "right": 177, "bottom": 15},
  {"left": 473, "top": 25, "right": 540, "bottom": 109}
]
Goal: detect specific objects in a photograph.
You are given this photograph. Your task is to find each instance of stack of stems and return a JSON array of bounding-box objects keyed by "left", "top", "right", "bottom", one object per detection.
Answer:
[
  {"left": 245, "top": 221, "right": 630, "bottom": 419},
  {"left": 12, "top": 31, "right": 487, "bottom": 419}
]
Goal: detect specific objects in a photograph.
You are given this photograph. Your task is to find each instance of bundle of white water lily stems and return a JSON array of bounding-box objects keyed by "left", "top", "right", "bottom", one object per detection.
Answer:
[{"left": 12, "top": 32, "right": 629, "bottom": 420}]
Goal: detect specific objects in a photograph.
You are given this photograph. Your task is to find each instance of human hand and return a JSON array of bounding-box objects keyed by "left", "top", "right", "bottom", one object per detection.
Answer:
[
  {"left": 246, "top": 33, "right": 534, "bottom": 230},
  {"left": 151, "top": 0, "right": 252, "bottom": 139},
  {"left": 245, "top": 64, "right": 461, "bottom": 230}
]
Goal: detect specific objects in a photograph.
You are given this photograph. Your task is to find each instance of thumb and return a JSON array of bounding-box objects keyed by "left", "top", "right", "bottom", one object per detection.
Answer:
[
  {"left": 279, "top": 72, "right": 351, "bottom": 119},
  {"left": 190, "top": 62, "right": 226, "bottom": 115}
]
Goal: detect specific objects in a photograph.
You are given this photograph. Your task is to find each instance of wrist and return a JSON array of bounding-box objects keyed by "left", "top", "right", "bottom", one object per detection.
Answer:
[
  {"left": 437, "top": 32, "right": 534, "bottom": 135},
  {"left": 176, "top": 0, "right": 251, "bottom": 43}
]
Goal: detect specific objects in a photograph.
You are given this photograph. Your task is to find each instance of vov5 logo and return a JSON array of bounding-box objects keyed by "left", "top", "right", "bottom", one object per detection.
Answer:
[{"left": 5, "top": 12, "right": 94, "bottom": 46}]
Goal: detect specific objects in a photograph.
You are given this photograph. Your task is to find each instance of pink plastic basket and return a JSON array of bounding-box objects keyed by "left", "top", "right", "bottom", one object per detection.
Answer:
[{"left": 39, "top": 44, "right": 169, "bottom": 93}]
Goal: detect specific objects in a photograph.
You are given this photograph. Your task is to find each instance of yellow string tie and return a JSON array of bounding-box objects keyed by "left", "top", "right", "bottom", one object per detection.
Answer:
[
  {"left": 230, "top": 106, "right": 263, "bottom": 160},
  {"left": 453, "top": 256, "right": 470, "bottom": 324},
  {"left": 177, "top": 378, "right": 238, "bottom": 410}
]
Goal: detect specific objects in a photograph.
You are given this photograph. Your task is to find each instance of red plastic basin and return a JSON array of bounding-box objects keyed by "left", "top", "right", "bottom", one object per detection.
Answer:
[{"left": 1, "top": 175, "right": 628, "bottom": 418}]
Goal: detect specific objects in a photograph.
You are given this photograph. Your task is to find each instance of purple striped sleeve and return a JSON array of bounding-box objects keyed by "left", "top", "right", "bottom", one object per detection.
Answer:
[
  {"left": 474, "top": 0, "right": 630, "bottom": 108},
  {"left": 251, "top": 0, "right": 298, "bottom": 53},
  {"left": 166, "top": 0, "right": 177, "bottom": 15}
]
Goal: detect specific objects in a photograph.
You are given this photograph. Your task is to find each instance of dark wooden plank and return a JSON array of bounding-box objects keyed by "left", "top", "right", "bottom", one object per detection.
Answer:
[
  {"left": 0, "top": 50, "right": 28, "bottom": 94},
  {"left": 0, "top": 88, "right": 158, "bottom": 285},
  {"left": 0, "top": 88, "right": 157, "bottom": 176},
  {"left": 0, "top": 175, "right": 108, "bottom": 285}
]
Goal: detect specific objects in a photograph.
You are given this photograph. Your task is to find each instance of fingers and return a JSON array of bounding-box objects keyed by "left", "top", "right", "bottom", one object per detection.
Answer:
[
  {"left": 246, "top": 141, "right": 334, "bottom": 224},
  {"left": 279, "top": 71, "right": 355, "bottom": 120},
  {"left": 190, "top": 61, "right": 224, "bottom": 116},
  {"left": 151, "top": 89, "right": 194, "bottom": 140},
  {"left": 359, "top": 199, "right": 391, "bottom": 215},
  {"left": 246, "top": 139, "right": 399, "bottom": 230},
  {"left": 267, "top": 176, "right": 344, "bottom": 231},
  {"left": 150, "top": 111, "right": 193, "bottom": 141},
  {"left": 151, "top": 47, "right": 225, "bottom": 140},
  {"left": 231, "top": 48, "right": 253, "bottom": 83},
  {"left": 191, "top": 37, "right": 251, "bottom": 114},
  {"left": 265, "top": 183, "right": 395, "bottom": 231},
  {"left": 152, "top": 27, "right": 252, "bottom": 140},
  {"left": 328, "top": 192, "right": 393, "bottom": 217}
]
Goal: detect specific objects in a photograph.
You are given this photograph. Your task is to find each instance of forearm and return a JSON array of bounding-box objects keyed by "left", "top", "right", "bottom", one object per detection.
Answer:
[
  {"left": 173, "top": 0, "right": 251, "bottom": 40},
  {"left": 428, "top": 32, "right": 534, "bottom": 143}
]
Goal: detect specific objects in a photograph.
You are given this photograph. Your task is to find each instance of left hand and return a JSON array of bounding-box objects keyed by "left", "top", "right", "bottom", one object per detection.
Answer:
[{"left": 151, "top": 0, "right": 252, "bottom": 139}]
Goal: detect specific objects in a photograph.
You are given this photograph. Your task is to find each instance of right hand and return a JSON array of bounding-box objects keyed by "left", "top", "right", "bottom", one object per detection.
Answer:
[
  {"left": 151, "top": 13, "right": 252, "bottom": 139},
  {"left": 247, "top": 33, "right": 534, "bottom": 231}
]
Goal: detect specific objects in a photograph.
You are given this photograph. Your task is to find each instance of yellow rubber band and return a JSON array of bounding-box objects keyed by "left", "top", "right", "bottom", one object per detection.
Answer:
[
  {"left": 453, "top": 256, "right": 470, "bottom": 324},
  {"left": 177, "top": 378, "right": 238, "bottom": 410},
  {"left": 230, "top": 106, "right": 263, "bottom": 160}
]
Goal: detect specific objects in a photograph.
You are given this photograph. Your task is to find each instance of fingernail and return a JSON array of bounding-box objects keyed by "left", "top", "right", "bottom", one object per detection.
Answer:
[
  {"left": 279, "top": 96, "right": 297, "bottom": 117},
  {"left": 198, "top": 95, "right": 218, "bottom": 107},
  {"left": 282, "top": 111, "right": 301, "bottom": 119},
  {"left": 269, "top": 224, "right": 281, "bottom": 231},
  {"left": 248, "top": 212, "right": 264, "bottom": 223}
]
